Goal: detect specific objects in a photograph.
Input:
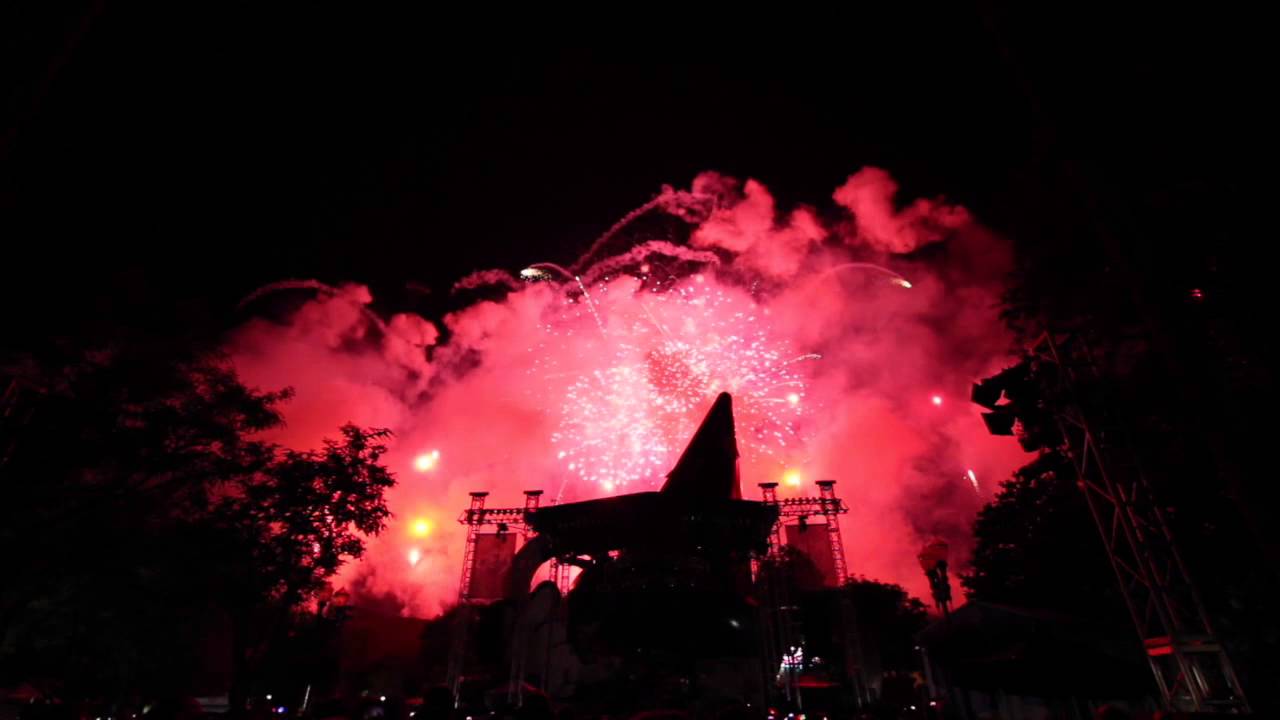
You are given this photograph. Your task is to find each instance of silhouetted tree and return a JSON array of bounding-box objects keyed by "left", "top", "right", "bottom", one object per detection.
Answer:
[
  {"left": 837, "top": 577, "right": 930, "bottom": 686},
  {"left": 0, "top": 341, "right": 394, "bottom": 709},
  {"left": 961, "top": 454, "right": 1126, "bottom": 628}
]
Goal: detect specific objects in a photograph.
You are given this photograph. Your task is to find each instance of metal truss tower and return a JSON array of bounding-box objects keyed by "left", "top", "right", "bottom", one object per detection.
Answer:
[
  {"left": 447, "top": 491, "right": 539, "bottom": 706},
  {"left": 1030, "top": 331, "right": 1249, "bottom": 713},
  {"left": 758, "top": 481, "right": 861, "bottom": 708}
]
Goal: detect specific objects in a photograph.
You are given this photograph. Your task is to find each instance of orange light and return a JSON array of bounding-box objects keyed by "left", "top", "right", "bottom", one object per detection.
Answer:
[
  {"left": 411, "top": 518, "right": 432, "bottom": 537},
  {"left": 783, "top": 470, "right": 803, "bottom": 487},
  {"left": 414, "top": 450, "right": 440, "bottom": 472}
]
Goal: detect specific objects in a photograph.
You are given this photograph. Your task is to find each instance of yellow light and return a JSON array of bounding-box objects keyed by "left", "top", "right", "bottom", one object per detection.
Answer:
[
  {"left": 784, "top": 470, "right": 802, "bottom": 487},
  {"left": 411, "top": 518, "right": 432, "bottom": 537},
  {"left": 787, "top": 393, "right": 801, "bottom": 405},
  {"left": 414, "top": 450, "right": 440, "bottom": 472}
]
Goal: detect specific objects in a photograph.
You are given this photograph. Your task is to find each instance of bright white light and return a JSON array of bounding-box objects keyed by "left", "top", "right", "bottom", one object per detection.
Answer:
[
  {"left": 931, "top": 395, "right": 943, "bottom": 406},
  {"left": 783, "top": 470, "right": 802, "bottom": 487},
  {"left": 787, "top": 393, "right": 801, "bottom": 405},
  {"left": 408, "top": 548, "right": 421, "bottom": 566},
  {"left": 413, "top": 450, "right": 440, "bottom": 472},
  {"left": 379, "top": 696, "right": 386, "bottom": 703},
  {"left": 967, "top": 469, "right": 979, "bottom": 491}
]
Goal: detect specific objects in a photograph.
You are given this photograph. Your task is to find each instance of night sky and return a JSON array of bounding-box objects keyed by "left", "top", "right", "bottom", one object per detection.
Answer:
[{"left": 0, "top": 5, "right": 1265, "bottom": 349}]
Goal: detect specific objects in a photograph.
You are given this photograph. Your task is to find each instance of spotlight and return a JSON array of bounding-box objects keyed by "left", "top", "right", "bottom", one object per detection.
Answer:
[
  {"left": 971, "top": 362, "right": 1028, "bottom": 409},
  {"left": 981, "top": 408, "right": 1016, "bottom": 436},
  {"left": 972, "top": 359, "right": 1062, "bottom": 451},
  {"left": 970, "top": 378, "right": 1004, "bottom": 409}
]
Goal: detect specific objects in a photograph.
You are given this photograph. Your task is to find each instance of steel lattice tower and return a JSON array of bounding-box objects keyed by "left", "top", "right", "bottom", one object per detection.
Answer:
[
  {"left": 816, "top": 480, "right": 849, "bottom": 585},
  {"left": 1030, "top": 331, "right": 1249, "bottom": 713},
  {"left": 447, "top": 492, "right": 489, "bottom": 703}
]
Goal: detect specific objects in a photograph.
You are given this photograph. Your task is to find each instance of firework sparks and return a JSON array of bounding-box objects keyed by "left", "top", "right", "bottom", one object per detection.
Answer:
[
  {"left": 537, "top": 275, "right": 815, "bottom": 497},
  {"left": 227, "top": 167, "right": 1025, "bottom": 614}
]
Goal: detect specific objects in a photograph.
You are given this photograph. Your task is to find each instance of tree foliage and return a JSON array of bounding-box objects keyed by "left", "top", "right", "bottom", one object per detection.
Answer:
[
  {"left": 961, "top": 454, "right": 1126, "bottom": 629},
  {"left": 841, "top": 577, "right": 929, "bottom": 674},
  {"left": 0, "top": 341, "right": 395, "bottom": 702}
]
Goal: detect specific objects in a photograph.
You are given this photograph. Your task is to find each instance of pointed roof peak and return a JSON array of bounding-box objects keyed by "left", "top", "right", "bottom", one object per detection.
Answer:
[{"left": 660, "top": 392, "right": 742, "bottom": 503}]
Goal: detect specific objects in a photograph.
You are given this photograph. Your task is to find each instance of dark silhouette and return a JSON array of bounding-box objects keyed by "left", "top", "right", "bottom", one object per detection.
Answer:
[{"left": 0, "top": 341, "right": 395, "bottom": 712}]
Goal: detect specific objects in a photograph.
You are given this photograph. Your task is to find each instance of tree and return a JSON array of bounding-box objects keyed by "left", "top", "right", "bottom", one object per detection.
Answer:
[
  {"left": 0, "top": 340, "right": 395, "bottom": 708},
  {"left": 986, "top": 103, "right": 1280, "bottom": 707},
  {"left": 768, "top": 548, "right": 929, "bottom": 702},
  {"left": 214, "top": 424, "right": 396, "bottom": 714},
  {"left": 841, "top": 578, "right": 929, "bottom": 675},
  {"left": 964, "top": 449, "right": 1280, "bottom": 709},
  {"left": 1, "top": 342, "right": 285, "bottom": 697},
  {"left": 961, "top": 454, "right": 1126, "bottom": 630}
]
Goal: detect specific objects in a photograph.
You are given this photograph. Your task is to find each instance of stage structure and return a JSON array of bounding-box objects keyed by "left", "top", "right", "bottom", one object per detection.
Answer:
[
  {"left": 444, "top": 393, "right": 860, "bottom": 714},
  {"left": 446, "top": 489, "right": 542, "bottom": 702},
  {"left": 756, "top": 479, "right": 867, "bottom": 706},
  {"left": 973, "top": 331, "right": 1249, "bottom": 714}
]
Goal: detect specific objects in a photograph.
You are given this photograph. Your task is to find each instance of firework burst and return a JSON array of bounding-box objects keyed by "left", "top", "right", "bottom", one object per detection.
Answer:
[{"left": 533, "top": 273, "right": 817, "bottom": 498}]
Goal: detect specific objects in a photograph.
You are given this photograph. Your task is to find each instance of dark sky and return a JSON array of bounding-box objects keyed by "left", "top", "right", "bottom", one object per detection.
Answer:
[{"left": 0, "top": 4, "right": 1264, "bottom": 349}]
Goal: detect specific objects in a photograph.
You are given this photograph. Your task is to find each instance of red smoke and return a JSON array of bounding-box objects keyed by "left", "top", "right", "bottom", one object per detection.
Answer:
[{"left": 227, "top": 168, "right": 1029, "bottom": 615}]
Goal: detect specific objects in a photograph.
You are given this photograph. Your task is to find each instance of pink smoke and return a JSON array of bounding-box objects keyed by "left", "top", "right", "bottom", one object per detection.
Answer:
[
  {"left": 833, "top": 166, "right": 971, "bottom": 254},
  {"left": 691, "top": 175, "right": 824, "bottom": 280},
  {"left": 227, "top": 168, "right": 1028, "bottom": 615}
]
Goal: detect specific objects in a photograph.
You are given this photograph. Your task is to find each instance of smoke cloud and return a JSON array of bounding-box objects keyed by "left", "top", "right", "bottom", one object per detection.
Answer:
[{"left": 227, "top": 168, "right": 1028, "bottom": 615}]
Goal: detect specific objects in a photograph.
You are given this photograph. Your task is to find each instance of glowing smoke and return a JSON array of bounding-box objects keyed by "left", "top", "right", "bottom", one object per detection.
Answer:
[{"left": 227, "top": 167, "right": 1029, "bottom": 614}]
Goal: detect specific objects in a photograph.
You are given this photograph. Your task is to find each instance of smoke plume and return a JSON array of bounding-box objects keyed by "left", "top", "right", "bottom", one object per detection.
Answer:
[{"left": 227, "top": 167, "right": 1028, "bottom": 615}]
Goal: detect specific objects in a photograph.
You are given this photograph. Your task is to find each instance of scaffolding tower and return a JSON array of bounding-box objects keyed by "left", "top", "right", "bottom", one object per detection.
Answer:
[
  {"left": 447, "top": 490, "right": 540, "bottom": 706},
  {"left": 757, "top": 481, "right": 865, "bottom": 708},
  {"left": 1030, "top": 331, "right": 1249, "bottom": 714}
]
